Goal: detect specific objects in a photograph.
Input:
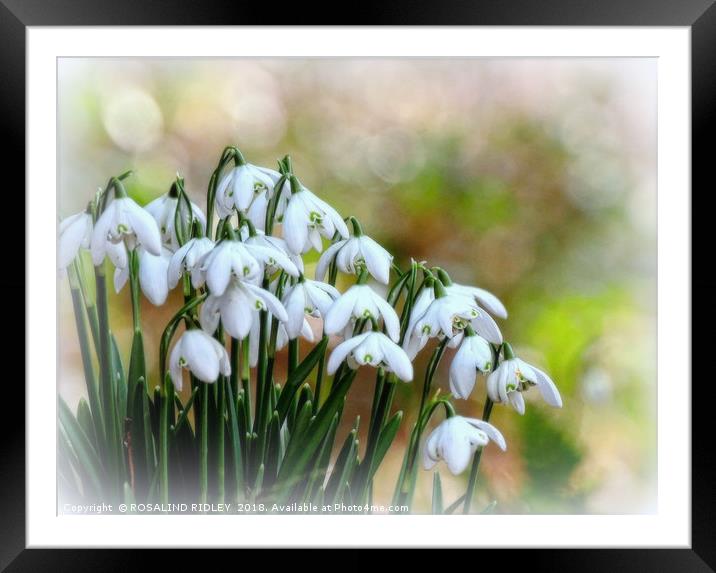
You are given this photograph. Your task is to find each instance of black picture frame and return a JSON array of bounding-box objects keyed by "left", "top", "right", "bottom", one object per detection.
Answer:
[{"left": 5, "top": 0, "right": 709, "bottom": 568}]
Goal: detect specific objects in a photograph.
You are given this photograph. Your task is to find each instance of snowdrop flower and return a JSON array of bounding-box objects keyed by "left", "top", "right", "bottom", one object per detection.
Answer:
[
  {"left": 242, "top": 229, "right": 304, "bottom": 275},
  {"left": 282, "top": 276, "right": 340, "bottom": 339},
  {"left": 91, "top": 195, "right": 162, "bottom": 265},
  {"left": 167, "top": 237, "right": 215, "bottom": 289},
  {"left": 169, "top": 329, "right": 231, "bottom": 391},
  {"left": 327, "top": 332, "right": 413, "bottom": 382},
  {"left": 199, "top": 280, "right": 288, "bottom": 340},
  {"left": 282, "top": 177, "right": 349, "bottom": 254},
  {"left": 114, "top": 247, "right": 172, "bottom": 306},
  {"left": 445, "top": 282, "right": 508, "bottom": 319},
  {"left": 403, "top": 283, "right": 482, "bottom": 359},
  {"left": 405, "top": 283, "right": 503, "bottom": 358},
  {"left": 324, "top": 284, "right": 400, "bottom": 342},
  {"left": 449, "top": 331, "right": 493, "bottom": 399},
  {"left": 215, "top": 162, "right": 281, "bottom": 216},
  {"left": 59, "top": 210, "right": 93, "bottom": 269},
  {"left": 486, "top": 344, "right": 562, "bottom": 415},
  {"left": 423, "top": 416, "right": 506, "bottom": 475},
  {"left": 194, "top": 238, "right": 299, "bottom": 296},
  {"left": 315, "top": 219, "right": 393, "bottom": 284},
  {"left": 145, "top": 188, "right": 206, "bottom": 250}
]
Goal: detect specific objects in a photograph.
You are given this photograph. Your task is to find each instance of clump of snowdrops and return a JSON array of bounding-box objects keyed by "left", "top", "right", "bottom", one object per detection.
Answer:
[{"left": 58, "top": 147, "right": 562, "bottom": 514}]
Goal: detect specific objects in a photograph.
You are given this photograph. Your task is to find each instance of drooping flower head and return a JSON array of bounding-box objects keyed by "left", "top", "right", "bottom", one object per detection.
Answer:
[
  {"left": 167, "top": 237, "right": 215, "bottom": 289},
  {"left": 199, "top": 279, "right": 288, "bottom": 340},
  {"left": 404, "top": 276, "right": 503, "bottom": 359},
  {"left": 486, "top": 343, "right": 562, "bottom": 415},
  {"left": 214, "top": 155, "right": 282, "bottom": 217},
  {"left": 423, "top": 416, "right": 506, "bottom": 475},
  {"left": 91, "top": 182, "right": 162, "bottom": 266},
  {"left": 282, "top": 176, "right": 349, "bottom": 255},
  {"left": 449, "top": 330, "right": 494, "bottom": 399},
  {"left": 403, "top": 278, "right": 485, "bottom": 359},
  {"left": 169, "top": 329, "right": 231, "bottom": 391},
  {"left": 282, "top": 275, "right": 340, "bottom": 339},
  {"left": 445, "top": 282, "right": 508, "bottom": 319},
  {"left": 327, "top": 331, "right": 413, "bottom": 382},
  {"left": 193, "top": 236, "right": 299, "bottom": 296},
  {"left": 315, "top": 217, "right": 393, "bottom": 285},
  {"left": 59, "top": 208, "right": 93, "bottom": 270},
  {"left": 145, "top": 182, "right": 206, "bottom": 251},
  {"left": 114, "top": 246, "right": 173, "bottom": 306},
  {"left": 324, "top": 283, "right": 401, "bottom": 342}
]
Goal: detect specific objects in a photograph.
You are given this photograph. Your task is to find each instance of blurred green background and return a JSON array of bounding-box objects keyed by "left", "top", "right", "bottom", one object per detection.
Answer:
[{"left": 58, "top": 58, "right": 656, "bottom": 514}]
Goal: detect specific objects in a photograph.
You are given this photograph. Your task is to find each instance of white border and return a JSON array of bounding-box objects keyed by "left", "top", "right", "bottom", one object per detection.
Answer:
[{"left": 27, "top": 27, "right": 691, "bottom": 548}]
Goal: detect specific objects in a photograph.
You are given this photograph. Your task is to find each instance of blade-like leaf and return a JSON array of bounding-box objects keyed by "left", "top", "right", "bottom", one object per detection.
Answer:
[
  {"left": 431, "top": 472, "right": 443, "bottom": 514},
  {"left": 275, "top": 336, "right": 328, "bottom": 422},
  {"left": 59, "top": 397, "right": 104, "bottom": 497}
]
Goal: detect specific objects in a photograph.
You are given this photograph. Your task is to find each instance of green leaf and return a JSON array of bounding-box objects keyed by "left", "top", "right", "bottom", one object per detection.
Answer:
[
  {"left": 369, "top": 410, "right": 403, "bottom": 483},
  {"left": 124, "top": 481, "right": 136, "bottom": 506},
  {"left": 111, "top": 334, "right": 127, "bottom": 420},
  {"left": 443, "top": 494, "right": 466, "bottom": 515},
  {"left": 58, "top": 397, "right": 104, "bottom": 497},
  {"left": 76, "top": 398, "right": 97, "bottom": 451},
  {"left": 225, "top": 382, "right": 245, "bottom": 501},
  {"left": 326, "top": 431, "right": 359, "bottom": 504},
  {"left": 251, "top": 464, "right": 265, "bottom": 502},
  {"left": 275, "top": 336, "right": 328, "bottom": 423},
  {"left": 264, "top": 411, "right": 281, "bottom": 486},
  {"left": 130, "top": 377, "right": 156, "bottom": 500},
  {"left": 278, "top": 370, "right": 356, "bottom": 486},
  {"left": 431, "top": 472, "right": 443, "bottom": 514},
  {"left": 281, "top": 399, "right": 313, "bottom": 471},
  {"left": 303, "top": 413, "right": 339, "bottom": 502},
  {"left": 127, "top": 330, "right": 146, "bottom": 418}
]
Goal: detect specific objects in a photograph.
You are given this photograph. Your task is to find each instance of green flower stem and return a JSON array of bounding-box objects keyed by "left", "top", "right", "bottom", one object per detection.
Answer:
[
  {"left": 288, "top": 338, "right": 299, "bottom": 375},
  {"left": 68, "top": 263, "right": 106, "bottom": 454},
  {"left": 462, "top": 398, "right": 494, "bottom": 514},
  {"left": 216, "top": 376, "right": 226, "bottom": 504},
  {"left": 253, "top": 309, "right": 270, "bottom": 436},
  {"left": 312, "top": 348, "right": 327, "bottom": 414},
  {"left": 230, "top": 337, "right": 240, "bottom": 409},
  {"left": 240, "top": 338, "right": 252, "bottom": 429},
  {"left": 395, "top": 338, "right": 449, "bottom": 506},
  {"left": 199, "top": 382, "right": 209, "bottom": 504},
  {"left": 94, "top": 263, "right": 124, "bottom": 495},
  {"left": 264, "top": 174, "right": 287, "bottom": 236},
  {"left": 206, "top": 146, "right": 237, "bottom": 233},
  {"left": 462, "top": 342, "right": 502, "bottom": 514},
  {"left": 159, "top": 373, "right": 172, "bottom": 504},
  {"left": 356, "top": 372, "right": 397, "bottom": 502}
]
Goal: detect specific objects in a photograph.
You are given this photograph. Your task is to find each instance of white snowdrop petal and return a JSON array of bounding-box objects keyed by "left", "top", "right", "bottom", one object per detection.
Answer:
[
  {"left": 315, "top": 240, "right": 346, "bottom": 281},
  {"left": 59, "top": 213, "right": 91, "bottom": 269},
  {"left": 182, "top": 331, "right": 221, "bottom": 383},
  {"left": 509, "top": 391, "right": 526, "bottom": 415},
  {"left": 380, "top": 337, "right": 413, "bottom": 382},
  {"left": 169, "top": 340, "right": 184, "bottom": 391},
  {"left": 324, "top": 287, "right": 359, "bottom": 335},
  {"left": 282, "top": 195, "right": 309, "bottom": 254},
  {"left": 360, "top": 236, "right": 392, "bottom": 285},
  {"left": 126, "top": 200, "right": 162, "bottom": 255},
  {"left": 373, "top": 295, "right": 401, "bottom": 343},
  {"left": 284, "top": 285, "right": 307, "bottom": 339},
  {"left": 139, "top": 249, "right": 170, "bottom": 306},
  {"left": 113, "top": 265, "right": 129, "bottom": 293},
  {"left": 326, "top": 332, "right": 370, "bottom": 374},
  {"left": 533, "top": 366, "right": 563, "bottom": 408}
]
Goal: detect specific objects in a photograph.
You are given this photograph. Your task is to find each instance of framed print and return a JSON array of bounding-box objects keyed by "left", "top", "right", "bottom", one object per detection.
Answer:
[{"left": 7, "top": 0, "right": 711, "bottom": 567}]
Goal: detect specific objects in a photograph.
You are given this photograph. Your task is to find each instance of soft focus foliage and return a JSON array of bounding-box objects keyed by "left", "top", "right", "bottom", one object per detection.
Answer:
[{"left": 58, "top": 58, "right": 656, "bottom": 514}]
